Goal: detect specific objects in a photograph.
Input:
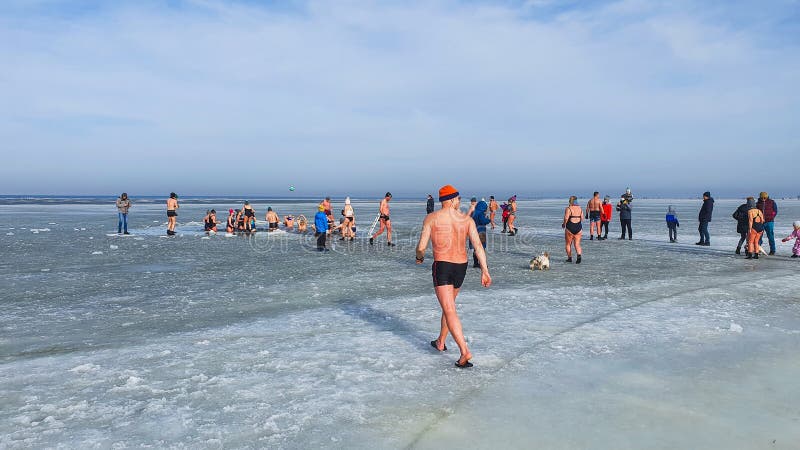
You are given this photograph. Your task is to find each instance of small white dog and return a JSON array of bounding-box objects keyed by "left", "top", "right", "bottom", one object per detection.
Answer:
[{"left": 529, "top": 252, "right": 550, "bottom": 271}]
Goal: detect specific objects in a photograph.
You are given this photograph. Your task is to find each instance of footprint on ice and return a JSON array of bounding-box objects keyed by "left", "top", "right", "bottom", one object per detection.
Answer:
[{"left": 729, "top": 322, "right": 743, "bottom": 333}]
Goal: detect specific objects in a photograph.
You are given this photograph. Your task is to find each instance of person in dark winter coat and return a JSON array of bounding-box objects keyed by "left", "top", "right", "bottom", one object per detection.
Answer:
[
  {"left": 696, "top": 191, "right": 714, "bottom": 246},
  {"left": 617, "top": 197, "right": 632, "bottom": 239},
  {"left": 732, "top": 198, "right": 752, "bottom": 255},
  {"left": 426, "top": 194, "right": 435, "bottom": 214}
]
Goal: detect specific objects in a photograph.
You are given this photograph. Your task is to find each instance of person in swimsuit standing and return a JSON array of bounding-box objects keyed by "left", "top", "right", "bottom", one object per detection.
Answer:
[
  {"left": 226, "top": 209, "right": 236, "bottom": 233},
  {"left": 488, "top": 196, "right": 498, "bottom": 229},
  {"left": 266, "top": 207, "right": 279, "bottom": 231},
  {"left": 370, "top": 192, "right": 394, "bottom": 246},
  {"left": 342, "top": 197, "right": 356, "bottom": 241},
  {"left": 416, "top": 184, "right": 491, "bottom": 368},
  {"left": 242, "top": 201, "right": 256, "bottom": 232},
  {"left": 562, "top": 195, "right": 583, "bottom": 264},
  {"left": 507, "top": 196, "right": 518, "bottom": 236},
  {"left": 166, "top": 192, "right": 179, "bottom": 236},
  {"left": 585, "top": 191, "right": 602, "bottom": 240}
]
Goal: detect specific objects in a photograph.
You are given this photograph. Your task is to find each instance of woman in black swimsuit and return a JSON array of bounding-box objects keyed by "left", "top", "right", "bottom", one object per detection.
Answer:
[{"left": 562, "top": 196, "right": 583, "bottom": 264}]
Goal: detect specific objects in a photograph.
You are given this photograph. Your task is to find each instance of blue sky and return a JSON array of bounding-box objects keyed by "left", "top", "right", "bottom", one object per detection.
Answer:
[{"left": 1, "top": 0, "right": 798, "bottom": 197}]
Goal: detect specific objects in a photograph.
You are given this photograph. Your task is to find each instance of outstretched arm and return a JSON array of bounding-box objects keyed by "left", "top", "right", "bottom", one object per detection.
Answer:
[
  {"left": 415, "top": 217, "right": 432, "bottom": 263},
  {"left": 467, "top": 221, "right": 492, "bottom": 287}
]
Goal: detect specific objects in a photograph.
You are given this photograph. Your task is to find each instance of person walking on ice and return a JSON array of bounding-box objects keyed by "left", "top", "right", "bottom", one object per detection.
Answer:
[
  {"left": 416, "top": 184, "right": 491, "bottom": 368},
  {"left": 370, "top": 192, "right": 395, "bottom": 247}
]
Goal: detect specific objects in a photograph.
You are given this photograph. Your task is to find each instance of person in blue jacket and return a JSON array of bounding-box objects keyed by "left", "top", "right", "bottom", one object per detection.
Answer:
[
  {"left": 666, "top": 205, "right": 680, "bottom": 243},
  {"left": 470, "top": 200, "right": 492, "bottom": 267},
  {"left": 314, "top": 205, "right": 329, "bottom": 251}
]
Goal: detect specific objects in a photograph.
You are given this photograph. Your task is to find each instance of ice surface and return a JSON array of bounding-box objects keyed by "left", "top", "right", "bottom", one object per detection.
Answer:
[{"left": 1, "top": 198, "right": 799, "bottom": 448}]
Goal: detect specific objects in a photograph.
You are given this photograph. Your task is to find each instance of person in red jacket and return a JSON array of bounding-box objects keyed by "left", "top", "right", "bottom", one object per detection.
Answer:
[
  {"left": 599, "top": 196, "right": 612, "bottom": 240},
  {"left": 757, "top": 191, "right": 778, "bottom": 255}
]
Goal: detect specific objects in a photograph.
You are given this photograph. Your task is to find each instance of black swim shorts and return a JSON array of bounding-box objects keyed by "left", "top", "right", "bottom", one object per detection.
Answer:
[
  {"left": 380, "top": 214, "right": 390, "bottom": 221},
  {"left": 167, "top": 210, "right": 177, "bottom": 218},
  {"left": 432, "top": 261, "right": 468, "bottom": 289}
]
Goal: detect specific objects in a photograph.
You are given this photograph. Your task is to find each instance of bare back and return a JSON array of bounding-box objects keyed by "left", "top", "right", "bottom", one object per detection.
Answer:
[
  {"left": 587, "top": 197, "right": 601, "bottom": 211},
  {"left": 426, "top": 208, "right": 471, "bottom": 263},
  {"left": 167, "top": 198, "right": 178, "bottom": 210}
]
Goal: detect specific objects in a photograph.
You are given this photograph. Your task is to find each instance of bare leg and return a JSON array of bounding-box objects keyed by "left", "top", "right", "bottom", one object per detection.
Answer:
[
  {"left": 565, "top": 232, "right": 573, "bottom": 258},
  {"left": 436, "top": 314, "right": 449, "bottom": 350},
  {"left": 575, "top": 232, "right": 582, "bottom": 255},
  {"left": 372, "top": 220, "right": 385, "bottom": 240},
  {"left": 386, "top": 221, "right": 392, "bottom": 243},
  {"left": 434, "top": 285, "right": 471, "bottom": 364}
]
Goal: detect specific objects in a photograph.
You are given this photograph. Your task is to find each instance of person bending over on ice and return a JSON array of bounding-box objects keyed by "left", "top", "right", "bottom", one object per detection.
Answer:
[
  {"left": 781, "top": 221, "right": 800, "bottom": 258},
  {"left": 370, "top": 192, "right": 394, "bottom": 246},
  {"left": 416, "top": 184, "right": 491, "bottom": 368},
  {"left": 470, "top": 199, "right": 491, "bottom": 268}
]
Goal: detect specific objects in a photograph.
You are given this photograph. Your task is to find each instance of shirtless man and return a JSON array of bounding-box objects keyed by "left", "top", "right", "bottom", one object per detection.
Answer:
[
  {"left": 488, "top": 196, "right": 498, "bottom": 229},
  {"left": 266, "top": 207, "right": 279, "bottom": 231},
  {"left": 166, "top": 192, "right": 179, "bottom": 235},
  {"left": 585, "top": 191, "right": 602, "bottom": 240},
  {"left": 370, "top": 192, "right": 394, "bottom": 246},
  {"left": 416, "top": 185, "right": 492, "bottom": 368},
  {"left": 284, "top": 215, "right": 294, "bottom": 230}
]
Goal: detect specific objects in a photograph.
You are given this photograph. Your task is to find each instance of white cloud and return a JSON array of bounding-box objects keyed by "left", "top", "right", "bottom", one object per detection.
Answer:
[{"left": 0, "top": 0, "right": 797, "bottom": 195}]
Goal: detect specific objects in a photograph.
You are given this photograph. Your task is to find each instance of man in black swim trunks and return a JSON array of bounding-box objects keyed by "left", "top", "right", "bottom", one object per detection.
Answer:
[
  {"left": 586, "top": 191, "right": 602, "bottom": 240},
  {"left": 166, "top": 192, "right": 178, "bottom": 235},
  {"left": 370, "top": 192, "right": 394, "bottom": 246},
  {"left": 416, "top": 184, "right": 491, "bottom": 368}
]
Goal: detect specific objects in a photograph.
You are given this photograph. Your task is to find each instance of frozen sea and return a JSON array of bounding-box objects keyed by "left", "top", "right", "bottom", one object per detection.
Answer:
[{"left": 1, "top": 197, "right": 799, "bottom": 449}]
